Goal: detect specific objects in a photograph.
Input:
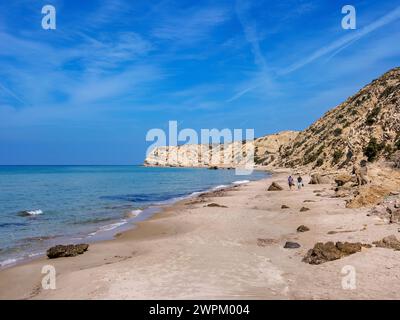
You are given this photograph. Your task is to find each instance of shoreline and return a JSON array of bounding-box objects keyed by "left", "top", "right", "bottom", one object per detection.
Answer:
[
  {"left": 1, "top": 170, "right": 400, "bottom": 299},
  {"left": 0, "top": 171, "right": 269, "bottom": 271}
]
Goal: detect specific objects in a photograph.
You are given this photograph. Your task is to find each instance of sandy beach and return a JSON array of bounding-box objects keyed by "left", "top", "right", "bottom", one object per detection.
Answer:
[{"left": 1, "top": 170, "right": 400, "bottom": 300}]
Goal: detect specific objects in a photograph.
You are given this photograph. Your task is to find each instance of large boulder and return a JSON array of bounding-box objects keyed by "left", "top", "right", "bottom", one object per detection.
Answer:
[
  {"left": 303, "top": 241, "right": 364, "bottom": 265},
  {"left": 309, "top": 173, "right": 330, "bottom": 184},
  {"left": 47, "top": 244, "right": 89, "bottom": 259},
  {"left": 267, "top": 182, "right": 283, "bottom": 191},
  {"left": 334, "top": 174, "right": 353, "bottom": 186},
  {"left": 373, "top": 235, "right": 400, "bottom": 250}
]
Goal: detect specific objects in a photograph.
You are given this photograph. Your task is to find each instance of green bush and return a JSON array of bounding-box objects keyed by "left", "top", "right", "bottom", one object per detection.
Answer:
[
  {"left": 332, "top": 150, "right": 344, "bottom": 164},
  {"left": 303, "top": 145, "right": 324, "bottom": 165},
  {"left": 363, "top": 137, "right": 385, "bottom": 162},
  {"left": 365, "top": 107, "right": 381, "bottom": 126},
  {"left": 333, "top": 128, "right": 342, "bottom": 137}
]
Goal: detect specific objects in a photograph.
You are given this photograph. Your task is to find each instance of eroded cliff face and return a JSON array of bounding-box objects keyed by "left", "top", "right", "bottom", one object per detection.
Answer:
[
  {"left": 144, "top": 131, "right": 299, "bottom": 168},
  {"left": 145, "top": 67, "right": 400, "bottom": 171}
]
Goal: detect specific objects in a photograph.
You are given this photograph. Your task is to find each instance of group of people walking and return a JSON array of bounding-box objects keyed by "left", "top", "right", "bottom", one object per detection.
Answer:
[{"left": 288, "top": 175, "right": 303, "bottom": 190}]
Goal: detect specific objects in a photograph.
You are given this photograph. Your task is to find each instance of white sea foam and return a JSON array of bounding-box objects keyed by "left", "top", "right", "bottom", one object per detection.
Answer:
[
  {"left": 28, "top": 252, "right": 42, "bottom": 258},
  {"left": 189, "top": 191, "right": 203, "bottom": 197},
  {"left": 26, "top": 209, "right": 43, "bottom": 215},
  {"left": 0, "top": 257, "right": 20, "bottom": 267},
  {"left": 127, "top": 209, "right": 142, "bottom": 218},
  {"left": 213, "top": 184, "right": 228, "bottom": 190},
  {"left": 88, "top": 219, "right": 128, "bottom": 236},
  {"left": 233, "top": 180, "right": 250, "bottom": 185}
]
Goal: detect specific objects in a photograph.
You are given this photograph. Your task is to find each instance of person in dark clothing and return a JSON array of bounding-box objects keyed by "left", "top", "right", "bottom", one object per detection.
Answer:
[
  {"left": 288, "top": 175, "right": 294, "bottom": 190},
  {"left": 297, "top": 176, "right": 303, "bottom": 190}
]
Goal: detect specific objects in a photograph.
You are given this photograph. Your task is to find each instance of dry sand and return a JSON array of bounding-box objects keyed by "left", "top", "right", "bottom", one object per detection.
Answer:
[{"left": 1, "top": 171, "right": 400, "bottom": 300}]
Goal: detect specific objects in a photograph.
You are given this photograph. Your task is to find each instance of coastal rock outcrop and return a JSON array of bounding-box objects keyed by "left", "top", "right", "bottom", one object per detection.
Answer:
[
  {"left": 268, "top": 182, "right": 283, "bottom": 191},
  {"left": 144, "top": 131, "right": 299, "bottom": 168},
  {"left": 373, "top": 235, "right": 400, "bottom": 250},
  {"left": 334, "top": 174, "right": 353, "bottom": 186},
  {"left": 309, "top": 173, "right": 330, "bottom": 184},
  {"left": 303, "top": 241, "right": 365, "bottom": 264},
  {"left": 47, "top": 244, "right": 89, "bottom": 259}
]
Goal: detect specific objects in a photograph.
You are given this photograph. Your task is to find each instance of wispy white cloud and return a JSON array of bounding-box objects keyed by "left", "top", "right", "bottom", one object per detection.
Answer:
[
  {"left": 70, "top": 66, "right": 162, "bottom": 105},
  {"left": 0, "top": 26, "right": 160, "bottom": 108},
  {"left": 280, "top": 5, "right": 400, "bottom": 75},
  {"left": 235, "top": 0, "right": 267, "bottom": 72},
  {"left": 0, "top": 82, "right": 29, "bottom": 106},
  {"left": 225, "top": 0, "right": 277, "bottom": 103}
]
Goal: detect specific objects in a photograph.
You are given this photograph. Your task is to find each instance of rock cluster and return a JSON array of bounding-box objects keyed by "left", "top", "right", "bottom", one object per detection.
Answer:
[
  {"left": 47, "top": 244, "right": 89, "bottom": 259},
  {"left": 368, "top": 194, "right": 400, "bottom": 223},
  {"left": 303, "top": 241, "right": 367, "bottom": 265},
  {"left": 373, "top": 235, "right": 400, "bottom": 250}
]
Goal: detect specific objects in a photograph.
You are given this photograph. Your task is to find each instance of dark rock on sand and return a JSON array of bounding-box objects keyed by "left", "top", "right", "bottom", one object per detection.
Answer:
[
  {"left": 205, "top": 203, "right": 227, "bottom": 208},
  {"left": 208, "top": 166, "right": 218, "bottom": 170},
  {"left": 303, "top": 241, "right": 365, "bottom": 265},
  {"left": 300, "top": 207, "right": 310, "bottom": 212},
  {"left": 47, "top": 244, "right": 89, "bottom": 259},
  {"left": 281, "top": 205, "right": 290, "bottom": 209},
  {"left": 373, "top": 235, "right": 400, "bottom": 250},
  {"left": 297, "top": 225, "right": 310, "bottom": 232},
  {"left": 268, "top": 182, "right": 283, "bottom": 191},
  {"left": 284, "top": 241, "right": 301, "bottom": 249}
]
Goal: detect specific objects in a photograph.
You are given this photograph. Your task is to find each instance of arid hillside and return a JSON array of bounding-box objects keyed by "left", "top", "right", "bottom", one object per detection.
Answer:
[{"left": 274, "top": 67, "right": 400, "bottom": 171}]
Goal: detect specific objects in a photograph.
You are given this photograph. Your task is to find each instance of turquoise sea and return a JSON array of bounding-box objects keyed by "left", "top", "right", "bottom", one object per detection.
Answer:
[{"left": 0, "top": 165, "right": 267, "bottom": 267}]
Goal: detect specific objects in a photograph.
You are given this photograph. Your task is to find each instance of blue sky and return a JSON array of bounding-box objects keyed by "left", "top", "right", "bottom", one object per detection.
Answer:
[{"left": 0, "top": 0, "right": 399, "bottom": 164}]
